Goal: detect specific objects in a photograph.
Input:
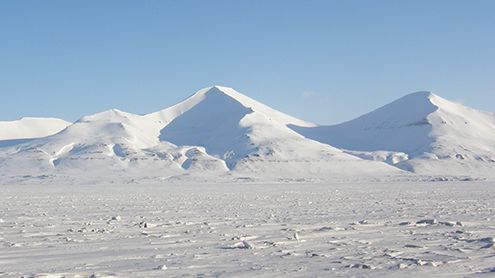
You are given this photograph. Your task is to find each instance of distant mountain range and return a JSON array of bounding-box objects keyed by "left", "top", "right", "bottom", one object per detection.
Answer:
[{"left": 1, "top": 86, "right": 493, "bottom": 184}]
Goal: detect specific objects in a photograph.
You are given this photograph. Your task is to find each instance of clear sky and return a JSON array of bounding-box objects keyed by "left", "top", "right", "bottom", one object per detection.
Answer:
[{"left": 1, "top": 0, "right": 494, "bottom": 124}]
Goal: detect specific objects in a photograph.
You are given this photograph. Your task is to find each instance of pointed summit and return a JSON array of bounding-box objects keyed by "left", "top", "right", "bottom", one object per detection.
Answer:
[
  {"left": 202, "top": 85, "right": 233, "bottom": 95},
  {"left": 198, "top": 85, "right": 268, "bottom": 109},
  {"left": 158, "top": 85, "right": 396, "bottom": 174},
  {"left": 291, "top": 91, "right": 452, "bottom": 154},
  {"left": 147, "top": 86, "right": 315, "bottom": 127}
]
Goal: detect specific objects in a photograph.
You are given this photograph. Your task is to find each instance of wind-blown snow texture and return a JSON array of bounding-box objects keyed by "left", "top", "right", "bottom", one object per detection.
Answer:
[
  {"left": 0, "top": 86, "right": 494, "bottom": 184},
  {"left": 1, "top": 182, "right": 494, "bottom": 277}
]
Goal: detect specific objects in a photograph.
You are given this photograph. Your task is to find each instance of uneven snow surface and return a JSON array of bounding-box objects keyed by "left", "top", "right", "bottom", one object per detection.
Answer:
[
  {"left": 0, "top": 86, "right": 494, "bottom": 276},
  {"left": 1, "top": 182, "right": 494, "bottom": 277}
]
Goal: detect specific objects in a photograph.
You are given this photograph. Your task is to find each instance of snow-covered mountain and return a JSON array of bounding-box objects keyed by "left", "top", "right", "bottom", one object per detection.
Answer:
[
  {"left": 292, "top": 91, "right": 495, "bottom": 178},
  {"left": 0, "top": 86, "right": 400, "bottom": 184},
  {"left": 157, "top": 86, "right": 398, "bottom": 179},
  {"left": 0, "top": 117, "right": 70, "bottom": 141}
]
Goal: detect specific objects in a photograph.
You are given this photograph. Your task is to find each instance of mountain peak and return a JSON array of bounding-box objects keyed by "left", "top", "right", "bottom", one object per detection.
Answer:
[
  {"left": 209, "top": 85, "right": 232, "bottom": 92},
  {"left": 149, "top": 86, "right": 315, "bottom": 128},
  {"left": 78, "top": 108, "right": 135, "bottom": 123},
  {"left": 408, "top": 90, "right": 434, "bottom": 97},
  {"left": 397, "top": 91, "right": 438, "bottom": 104},
  {"left": 195, "top": 85, "right": 249, "bottom": 103}
]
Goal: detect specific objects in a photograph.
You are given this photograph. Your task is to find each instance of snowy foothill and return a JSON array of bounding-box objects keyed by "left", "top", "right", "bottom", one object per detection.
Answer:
[{"left": 0, "top": 117, "right": 70, "bottom": 148}]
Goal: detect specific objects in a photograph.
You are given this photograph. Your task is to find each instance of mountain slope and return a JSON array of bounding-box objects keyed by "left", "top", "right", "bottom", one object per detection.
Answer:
[
  {"left": 0, "top": 86, "right": 401, "bottom": 184},
  {"left": 147, "top": 86, "right": 315, "bottom": 128},
  {"left": 292, "top": 91, "right": 495, "bottom": 178},
  {"left": 0, "top": 109, "right": 187, "bottom": 183},
  {"left": 0, "top": 117, "right": 70, "bottom": 141},
  {"left": 158, "top": 86, "right": 400, "bottom": 179}
]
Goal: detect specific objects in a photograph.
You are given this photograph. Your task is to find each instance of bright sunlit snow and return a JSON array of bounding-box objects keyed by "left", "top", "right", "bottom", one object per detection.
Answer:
[
  {"left": 2, "top": 1, "right": 495, "bottom": 277},
  {"left": 293, "top": 91, "right": 495, "bottom": 179},
  {"left": 0, "top": 86, "right": 494, "bottom": 277},
  {"left": 0, "top": 86, "right": 408, "bottom": 185},
  {"left": 1, "top": 182, "right": 494, "bottom": 277}
]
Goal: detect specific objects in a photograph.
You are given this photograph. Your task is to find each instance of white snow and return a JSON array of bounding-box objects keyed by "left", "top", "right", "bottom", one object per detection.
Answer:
[
  {"left": 148, "top": 85, "right": 315, "bottom": 128},
  {"left": 0, "top": 86, "right": 402, "bottom": 184},
  {"left": 0, "top": 117, "right": 70, "bottom": 142},
  {"left": 293, "top": 91, "right": 495, "bottom": 178},
  {"left": 0, "top": 87, "right": 494, "bottom": 183},
  {"left": 0, "top": 182, "right": 494, "bottom": 277},
  {"left": 0, "top": 86, "right": 494, "bottom": 277}
]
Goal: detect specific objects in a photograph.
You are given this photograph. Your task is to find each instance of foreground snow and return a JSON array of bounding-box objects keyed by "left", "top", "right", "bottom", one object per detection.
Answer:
[{"left": 1, "top": 182, "right": 494, "bottom": 277}]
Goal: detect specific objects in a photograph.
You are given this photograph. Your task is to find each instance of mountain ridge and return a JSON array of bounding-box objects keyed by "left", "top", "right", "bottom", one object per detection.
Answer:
[
  {"left": 0, "top": 117, "right": 70, "bottom": 142},
  {"left": 293, "top": 90, "right": 495, "bottom": 177},
  {"left": 0, "top": 86, "right": 493, "bottom": 184}
]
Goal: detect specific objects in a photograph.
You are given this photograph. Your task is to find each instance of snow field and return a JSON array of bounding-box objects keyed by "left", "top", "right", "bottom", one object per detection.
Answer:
[{"left": 0, "top": 182, "right": 494, "bottom": 277}]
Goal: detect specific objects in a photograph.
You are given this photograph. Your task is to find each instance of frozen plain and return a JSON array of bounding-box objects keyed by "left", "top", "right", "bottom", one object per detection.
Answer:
[{"left": 1, "top": 182, "right": 494, "bottom": 277}]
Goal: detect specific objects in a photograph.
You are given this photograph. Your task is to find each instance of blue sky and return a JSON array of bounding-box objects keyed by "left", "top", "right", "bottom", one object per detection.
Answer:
[{"left": 0, "top": 0, "right": 494, "bottom": 124}]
